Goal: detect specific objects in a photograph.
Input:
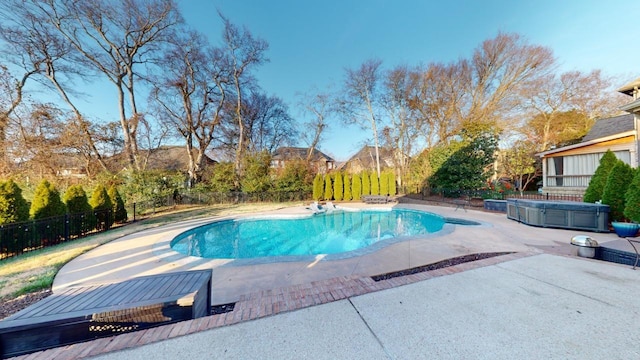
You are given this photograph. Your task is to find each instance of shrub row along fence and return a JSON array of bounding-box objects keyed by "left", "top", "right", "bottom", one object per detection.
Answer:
[{"left": 0, "top": 209, "right": 112, "bottom": 261}]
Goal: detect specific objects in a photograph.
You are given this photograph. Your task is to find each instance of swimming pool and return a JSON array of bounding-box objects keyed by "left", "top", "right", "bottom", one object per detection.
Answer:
[{"left": 170, "top": 209, "right": 446, "bottom": 260}]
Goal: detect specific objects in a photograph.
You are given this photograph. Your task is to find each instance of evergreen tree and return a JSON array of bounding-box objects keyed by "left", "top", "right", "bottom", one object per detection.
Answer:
[
  {"left": 90, "top": 185, "right": 113, "bottom": 230},
  {"left": 352, "top": 173, "right": 362, "bottom": 200},
  {"left": 108, "top": 185, "right": 128, "bottom": 223},
  {"left": 362, "top": 171, "right": 371, "bottom": 195},
  {"left": 333, "top": 173, "right": 344, "bottom": 201},
  {"left": 63, "top": 185, "right": 92, "bottom": 236},
  {"left": 602, "top": 161, "right": 634, "bottom": 221},
  {"left": 90, "top": 185, "right": 113, "bottom": 210},
  {"left": 343, "top": 174, "right": 352, "bottom": 201},
  {"left": 429, "top": 132, "right": 498, "bottom": 191},
  {"left": 63, "top": 185, "right": 92, "bottom": 214},
  {"left": 583, "top": 150, "right": 618, "bottom": 203},
  {"left": 313, "top": 173, "right": 324, "bottom": 201},
  {"left": 275, "top": 160, "right": 313, "bottom": 196},
  {"left": 370, "top": 172, "right": 380, "bottom": 195},
  {"left": 0, "top": 179, "right": 29, "bottom": 224},
  {"left": 240, "top": 151, "right": 273, "bottom": 194},
  {"left": 388, "top": 171, "right": 397, "bottom": 196},
  {"left": 30, "top": 180, "right": 66, "bottom": 219},
  {"left": 624, "top": 168, "right": 640, "bottom": 223},
  {"left": 380, "top": 171, "right": 389, "bottom": 196},
  {"left": 323, "top": 173, "right": 333, "bottom": 201}
]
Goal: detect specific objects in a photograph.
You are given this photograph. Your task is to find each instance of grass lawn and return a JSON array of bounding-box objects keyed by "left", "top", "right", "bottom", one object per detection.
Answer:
[{"left": 0, "top": 202, "right": 302, "bottom": 301}]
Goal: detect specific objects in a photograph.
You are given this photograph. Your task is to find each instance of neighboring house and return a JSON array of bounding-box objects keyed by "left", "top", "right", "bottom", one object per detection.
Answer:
[
  {"left": 338, "top": 145, "right": 399, "bottom": 174},
  {"left": 271, "top": 147, "right": 335, "bottom": 174},
  {"left": 108, "top": 145, "right": 217, "bottom": 173},
  {"left": 537, "top": 77, "right": 640, "bottom": 195}
]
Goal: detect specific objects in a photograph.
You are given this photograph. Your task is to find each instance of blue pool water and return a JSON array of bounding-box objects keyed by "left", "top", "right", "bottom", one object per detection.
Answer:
[{"left": 170, "top": 209, "right": 445, "bottom": 259}]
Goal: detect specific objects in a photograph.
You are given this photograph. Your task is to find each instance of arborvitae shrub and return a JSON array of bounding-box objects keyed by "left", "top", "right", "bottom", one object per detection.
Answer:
[
  {"left": 90, "top": 185, "right": 113, "bottom": 230},
  {"left": 30, "top": 180, "right": 66, "bottom": 219},
  {"left": 362, "top": 171, "right": 371, "bottom": 196},
  {"left": 380, "top": 171, "right": 389, "bottom": 196},
  {"left": 313, "top": 174, "right": 323, "bottom": 201},
  {"left": 0, "top": 179, "right": 30, "bottom": 252},
  {"left": 323, "top": 174, "right": 333, "bottom": 201},
  {"left": 63, "top": 185, "right": 92, "bottom": 236},
  {"left": 64, "top": 185, "right": 91, "bottom": 214},
  {"left": 108, "top": 185, "right": 128, "bottom": 223},
  {"left": 352, "top": 173, "right": 362, "bottom": 200},
  {"left": 370, "top": 172, "right": 380, "bottom": 195},
  {"left": 333, "top": 173, "right": 344, "bottom": 201},
  {"left": 602, "top": 161, "right": 634, "bottom": 221},
  {"left": 343, "top": 174, "right": 352, "bottom": 201},
  {"left": 584, "top": 150, "right": 618, "bottom": 203},
  {"left": 0, "top": 179, "right": 29, "bottom": 224},
  {"left": 624, "top": 167, "right": 640, "bottom": 223},
  {"left": 388, "top": 171, "right": 397, "bottom": 196}
]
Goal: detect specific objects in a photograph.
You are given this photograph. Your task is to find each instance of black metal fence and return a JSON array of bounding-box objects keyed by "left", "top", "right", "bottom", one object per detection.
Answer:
[
  {"left": 420, "top": 188, "right": 583, "bottom": 204},
  {"left": 127, "top": 190, "right": 310, "bottom": 220},
  {"left": 1, "top": 190, "right": 311, "bottom": 261},
  {"left": 0, "top": 209, "right": 112, "bottom": 261}
]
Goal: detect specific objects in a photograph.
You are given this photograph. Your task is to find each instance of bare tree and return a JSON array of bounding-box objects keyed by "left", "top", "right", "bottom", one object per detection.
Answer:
[
  {"left": 521, "top": 70, "right": 627, "bottom": 151},
  {"left": 219, "top": 13, "right": 269, "bottom": 182},
  {"left": 151, "top": 31, "right": 229, "bottom": 186},
  {"left": 33, "top": 0, "right": 182, "bottom": 171},
  {"left": 243, "top": 91, "right": 296, "bottom": 154},
  {"left": 381, "top": 65, "right": 423, "bottom": 187},
  {"left": 0, "top": 0, "right": 109, "bottom": 172},
  {"left": 460, "top": 33, "right": 554, "bottom": 135},
  {"left": 341, "top": 59, "right": 384, "bottom": 177},
  {"left": 297, "top": 87, "right": 335, "bottom": 162}
]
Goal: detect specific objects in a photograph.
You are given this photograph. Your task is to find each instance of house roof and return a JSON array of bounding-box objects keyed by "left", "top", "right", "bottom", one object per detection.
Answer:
[
  {"left": 337, "top": 145, "right": 396, "bottom": 170},
  {"left": 618, "top": 77, "right": 640, "bottom": 96},
  {"left": 107, "top": 145, "right": 217, "bottom": 172},
  {"left": 580, "top": 114, "right": 634, "bottom": 142},
  {"left": 537, "top": 114, "right": 635, "bottom": 157},
  {"left": 272, "top": 147, "right": 334, "bottom": 162}
]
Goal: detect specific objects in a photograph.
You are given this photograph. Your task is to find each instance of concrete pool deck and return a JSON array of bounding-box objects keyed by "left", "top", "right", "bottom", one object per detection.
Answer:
[{"left": 14, "top": 202, "right": 640, "bottom": 359}]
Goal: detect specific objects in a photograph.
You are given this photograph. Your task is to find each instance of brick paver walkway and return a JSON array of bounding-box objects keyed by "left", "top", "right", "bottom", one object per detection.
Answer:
[{"left": 14, "top": 252, "right": 533, "bottom": 360}]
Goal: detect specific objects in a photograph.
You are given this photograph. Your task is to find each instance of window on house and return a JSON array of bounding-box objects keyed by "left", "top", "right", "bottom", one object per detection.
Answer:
[{"left": 547, "top": 150, "right": 631, "bottom": 187}]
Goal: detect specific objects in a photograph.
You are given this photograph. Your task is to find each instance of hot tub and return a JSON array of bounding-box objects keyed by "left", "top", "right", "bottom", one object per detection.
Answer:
[{"left": 506, "top": 199, "right": 609, "bottom": 232}]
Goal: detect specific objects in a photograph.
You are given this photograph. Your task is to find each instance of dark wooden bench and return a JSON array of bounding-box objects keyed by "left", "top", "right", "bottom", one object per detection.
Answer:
[
  {"left": 0, "top": 270, "right": 212, "bottom": 358},
  {"left": 362, "top": 195, "right": 389, "bottom": 204}
]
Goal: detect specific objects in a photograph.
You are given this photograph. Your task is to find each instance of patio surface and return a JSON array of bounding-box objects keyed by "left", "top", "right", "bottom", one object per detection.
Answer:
[{"left": 10, "top": 202, "right": 640, "bottom": 359}]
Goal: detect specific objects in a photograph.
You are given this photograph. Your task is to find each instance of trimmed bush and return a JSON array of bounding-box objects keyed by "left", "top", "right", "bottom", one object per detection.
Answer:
[
  {"left": 108, "top": 185, "right": 128, "bottom": 223},
  {"left": 313, "top": 173, "right": 323, "bottom": 201},
  {"left": 624, "top": 167, "right": 640, "bottom": 223},
  {"left": 602, "top": 161, "right": 634, "bottom": 221},
  {"left": 64, "top": 185, "right": 91, "bottom": 214},
  {"left": 323, "top": 174, "right": 333, "bottom": 201},
  {"left": 362, "top": 171, "right": 371, "bottom": 196},
  {"left": 0, "top": 179, "right": 29, "bottom": 225},
  {"left": 370, "top": 172, "right": 380, "bottom": 196},
  {"left": 90, "top": 185, "right": 113, "bottom": 231},
  {"left": 333, "top": 173, "right": 344, "bottom": 201},
  {"left": 63, "top": 185, "right": 92, "bottom": 236},
  {"left": 584, "top": 150, "right": 618, "bottom": 203},
  {"left": 352, "top": 173, "right": 362, "bottom": 200},
  {"left": 30, "top": 180, "right": 66, "bottom": 219},
  {"left": 388, "top": 171, "right": 397, "bottom": 196},
  {"left": 380, "top": 171, "right": 389, "bottom": 196},
  {"left": 344, "top": 174, "right": 352, "bottom": 201}
]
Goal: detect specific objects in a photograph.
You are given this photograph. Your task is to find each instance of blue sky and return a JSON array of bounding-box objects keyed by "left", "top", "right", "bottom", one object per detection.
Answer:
[
  {"left": 19, "top": 1, "right": 639, "bottom": 161},
  {"left": 177, "top": 0, "right": 640, "bottom": 161}
]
